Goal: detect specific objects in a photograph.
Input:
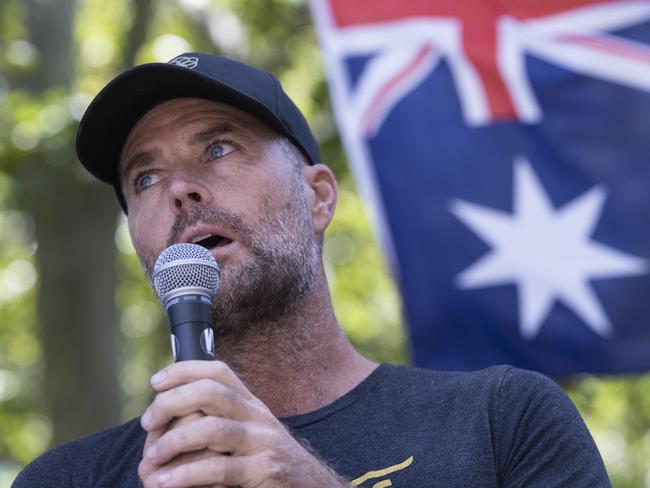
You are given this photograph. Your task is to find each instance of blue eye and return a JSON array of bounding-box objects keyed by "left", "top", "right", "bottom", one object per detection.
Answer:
[
  {"left": 210, "top": 144, "right": 224, "bottom": 159},
  {"left": 135, "top": 173, "right": 157, "bottom": 193},
  {"left": 208, "top": 141, "right": 236, "bottom": 160}
]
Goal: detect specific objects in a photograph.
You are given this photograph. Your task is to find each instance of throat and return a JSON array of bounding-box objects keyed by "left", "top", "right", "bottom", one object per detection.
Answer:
[{"left": 215, "top": 315, "right": 376, "bottom": 417}]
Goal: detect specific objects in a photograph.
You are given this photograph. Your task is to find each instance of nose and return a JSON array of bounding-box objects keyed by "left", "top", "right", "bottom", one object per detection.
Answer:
[{"left": 168, "top": 175, "right": 213, "bottom": 213}]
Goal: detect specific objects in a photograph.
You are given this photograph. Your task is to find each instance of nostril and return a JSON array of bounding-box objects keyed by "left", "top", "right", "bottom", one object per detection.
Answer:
[
  {"left": 188, "top": 192, "right": 201, "bottom": 202},
  {"left": 175, "top": 198, "right": 182, "bottom": 208}
]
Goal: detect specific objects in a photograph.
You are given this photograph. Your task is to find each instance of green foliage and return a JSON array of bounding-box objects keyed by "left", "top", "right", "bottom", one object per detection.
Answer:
[
  {"left": 567, "top": 375, "right": 650, "bottom": 487},
  {"left": 325, "top": 181, "right": 406, "bottom": 364},
  {"left": 0, "top": 207, "right": 45, "bottom": 480},
  {"left": 0, "top": 1, "right": 649, "bottom": 487},
  {"left": 114, "top": 217, "right": 169, "bottom": 420}
]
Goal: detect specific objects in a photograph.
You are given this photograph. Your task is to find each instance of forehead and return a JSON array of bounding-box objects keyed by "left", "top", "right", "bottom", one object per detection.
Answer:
[{"left": 119, "top": 98, "right": 276, "bottom": 169}]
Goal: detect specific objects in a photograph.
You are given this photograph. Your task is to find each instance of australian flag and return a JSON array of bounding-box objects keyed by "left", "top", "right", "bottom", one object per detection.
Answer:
[{"left": 311, "top": 0, "right": 650, "bottom": 376}]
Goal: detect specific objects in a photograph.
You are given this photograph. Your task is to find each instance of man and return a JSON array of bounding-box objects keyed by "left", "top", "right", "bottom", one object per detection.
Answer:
[{"left": 14, "top": 53, "right": 611, "bottom": 487}]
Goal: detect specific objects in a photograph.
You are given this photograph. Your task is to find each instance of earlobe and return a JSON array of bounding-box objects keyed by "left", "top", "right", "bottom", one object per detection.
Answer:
[{"left": 304, "top": 164, "right": 338, "bottom": 234}]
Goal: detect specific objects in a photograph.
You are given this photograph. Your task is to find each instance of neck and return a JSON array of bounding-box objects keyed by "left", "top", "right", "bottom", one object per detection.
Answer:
[{"left": 214, "top": 274, "right": 377, "bottom": 417}]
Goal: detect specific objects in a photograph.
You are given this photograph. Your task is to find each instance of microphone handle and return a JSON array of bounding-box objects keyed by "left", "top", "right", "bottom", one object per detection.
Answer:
[{"left": 166, "top": 294, "right": 215, "bottom": 361}]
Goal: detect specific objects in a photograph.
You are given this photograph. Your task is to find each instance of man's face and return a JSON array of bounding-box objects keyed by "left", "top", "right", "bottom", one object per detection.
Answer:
[{"left": 119, "top": 97, "right": 322, "bottom": 336}]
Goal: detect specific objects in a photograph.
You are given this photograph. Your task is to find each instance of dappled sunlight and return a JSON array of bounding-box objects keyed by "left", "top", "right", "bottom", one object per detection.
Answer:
[
  {"left": 81, "top": 35, "right": 115, "bottom": 67},
  {"left": 0, "top": 260, "right": 37, "bottom": 299},
  {"left": 6, "top": 40, "right": 37, "bottom": 68},
  {"left": 153, "top": 34, "right": 192, "bottom": 62}
]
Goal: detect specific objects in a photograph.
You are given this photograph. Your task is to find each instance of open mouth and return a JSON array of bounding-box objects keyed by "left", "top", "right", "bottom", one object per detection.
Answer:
[{"left": 191, "top": 233, "right": 233, "bottom": 250}]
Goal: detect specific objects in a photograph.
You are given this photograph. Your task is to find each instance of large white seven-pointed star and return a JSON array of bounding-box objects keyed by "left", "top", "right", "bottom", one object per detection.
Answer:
[{"left": 449, "top": 156, "right": 648, "bottom": 340}]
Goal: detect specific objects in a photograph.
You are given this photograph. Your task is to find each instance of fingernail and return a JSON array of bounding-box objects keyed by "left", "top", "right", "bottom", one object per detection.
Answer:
[
  {"left": 145, "top": 445, "right": 157, "bottom": 461},
  {"left": 141, "top": 409, "right": 152, "bottom": 429},
  {"left": 158, "top": 472, "right": 171, "bottom": 486},
  {"left": 151, "top": 370, "right": 166, "bottom": 386}
]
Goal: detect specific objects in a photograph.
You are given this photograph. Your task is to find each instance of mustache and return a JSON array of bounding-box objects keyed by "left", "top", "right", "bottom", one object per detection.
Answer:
[{"left": 166, "top": 205, "right": 253, "bottom": 248}]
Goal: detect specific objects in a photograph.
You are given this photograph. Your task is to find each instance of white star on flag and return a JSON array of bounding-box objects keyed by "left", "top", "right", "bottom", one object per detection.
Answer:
[{"left": 449, "top": 156, "right": 648, "bottom": 340}]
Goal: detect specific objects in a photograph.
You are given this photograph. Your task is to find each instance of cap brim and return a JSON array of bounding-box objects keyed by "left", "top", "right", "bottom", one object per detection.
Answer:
[{"left": 75, "top": 62, "right": 289, "bottom": 187}]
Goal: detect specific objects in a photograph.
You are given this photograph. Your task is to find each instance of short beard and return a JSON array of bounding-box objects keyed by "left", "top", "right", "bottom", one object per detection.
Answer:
[{"left": 212, "top": 193, "right": 319, "bottom": 341}]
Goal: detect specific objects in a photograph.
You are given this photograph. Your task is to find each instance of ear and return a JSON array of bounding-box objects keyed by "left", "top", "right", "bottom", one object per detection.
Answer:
[{"left": 303, "top": 164, "right": 338, "bottom": 235}]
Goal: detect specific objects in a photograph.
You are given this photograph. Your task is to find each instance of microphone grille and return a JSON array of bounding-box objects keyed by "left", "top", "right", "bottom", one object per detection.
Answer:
[{"left": 152, "top": 243, "right": 220, "bottom": 301}]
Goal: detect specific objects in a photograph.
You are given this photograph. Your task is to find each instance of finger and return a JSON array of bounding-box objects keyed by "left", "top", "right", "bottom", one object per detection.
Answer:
[
  {"left": 142, "top": 379, "right": 261, "bottom": 431},
  {"left": 148, "top": 453, "right": 255, "bottom": 488},
  {"left": 146, "top": 416, "right": 270, "bottom": 465},
  {"left": 140, "top": 449, "right": 217, "bottom": 488},
  {"left": 151, "top": 361, "right": 254, "bottom": 400},
  {"left": 139, "top": 428, "right": 165, "bottom": 481}
]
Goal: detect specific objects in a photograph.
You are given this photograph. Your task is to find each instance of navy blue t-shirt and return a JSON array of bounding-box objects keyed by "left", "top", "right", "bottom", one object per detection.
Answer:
[{"left": 13, "top": 364, "right": 611, "bottom": 487}]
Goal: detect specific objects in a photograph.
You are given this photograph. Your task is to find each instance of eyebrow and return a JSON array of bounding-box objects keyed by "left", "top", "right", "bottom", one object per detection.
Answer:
[
  {"left": 189, "top": 122, "right": 238, "bottom": 145},
  {"left": 121, "top": 149, "right": 161, "bottom": 183}
]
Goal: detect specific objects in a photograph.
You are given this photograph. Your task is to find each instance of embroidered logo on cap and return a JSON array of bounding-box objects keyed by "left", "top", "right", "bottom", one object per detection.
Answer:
[{"left": 168, "top": 56, "right": 199, "bottom": 69}]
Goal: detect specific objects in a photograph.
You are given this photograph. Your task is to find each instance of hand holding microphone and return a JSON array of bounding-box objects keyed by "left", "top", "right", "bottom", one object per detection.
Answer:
[{"left": 139, "top": 243, "right": 222, "bottom": 484}]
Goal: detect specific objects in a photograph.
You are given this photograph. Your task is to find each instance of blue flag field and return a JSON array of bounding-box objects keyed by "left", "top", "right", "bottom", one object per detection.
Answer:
[{"left": 312, "top": 0, "right": 650, "bottom": 375}]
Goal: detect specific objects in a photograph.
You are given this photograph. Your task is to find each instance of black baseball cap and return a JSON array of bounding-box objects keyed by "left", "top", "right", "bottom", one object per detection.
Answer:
[{"left": 75, "top": 53, "right": 321, "bottom": 212}]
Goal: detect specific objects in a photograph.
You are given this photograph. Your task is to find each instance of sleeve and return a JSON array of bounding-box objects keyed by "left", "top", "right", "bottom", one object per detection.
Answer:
[
  {"left": 12, "top": 445, "right": 73, "bottom": 488},
  {"left": 494, "top": 367, "right": 611, "bottom": 488}
]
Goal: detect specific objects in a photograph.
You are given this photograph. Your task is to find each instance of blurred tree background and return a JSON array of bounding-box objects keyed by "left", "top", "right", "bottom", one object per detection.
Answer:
[{"left": 0, "top": 0, "right": 647, "bottom": 486}]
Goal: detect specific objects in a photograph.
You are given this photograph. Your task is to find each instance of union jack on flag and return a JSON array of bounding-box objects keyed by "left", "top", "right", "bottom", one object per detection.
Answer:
[{"left": 311, "top": 0, "right": 650, "bottom": 375}]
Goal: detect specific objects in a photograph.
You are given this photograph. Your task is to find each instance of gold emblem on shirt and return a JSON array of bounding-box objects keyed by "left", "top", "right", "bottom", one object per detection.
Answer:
[{"left": 350, "top": 455, "right": 414, "bottom": 487}]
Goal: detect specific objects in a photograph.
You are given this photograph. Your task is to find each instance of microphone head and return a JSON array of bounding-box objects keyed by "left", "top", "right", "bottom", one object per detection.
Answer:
[{"left": 152, "top": 243, "right": 220, "bottom": 305}]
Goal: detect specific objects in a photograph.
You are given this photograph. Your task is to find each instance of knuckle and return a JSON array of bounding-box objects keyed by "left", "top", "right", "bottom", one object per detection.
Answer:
[
  {"left": 163, "top": 426, "right": 186, "bottom": 452},
  {"left": 209, "top": 379, "right": 227, "bottom": 398},
  {"left": 267, "top": 425, "right": 284, "bottom": 442},
  {"left": 137, "top": 460, "right": 153, "bottom": 484},
  {"left": 205, "top": 415, "right": 225, "bottom": 436},
  {"left": 150, "top": 393, "right": 166, "bottom": 413},
  {"left": 259, "top": 425, "right": 284, "bottom": 448},
  {"left": 251, "top": 425, "right": 279, "bottom": 450},
  {"left": 250, "top": 401, "right": 274, "bottom": 421},
  {"left": 147, "top": 399, "right": 158, "bottom": 417},
  {"left": 137, "top": 460, "right": 147, "bottom": 479},
  {"left": 169, "top": 384, "right": 183, "bottom": 400},
  {"left": 198, "top": 378, "right": 222, "bottom": 398},
  {"left": 216, "top": 417, "right": 241, "bottom": 441},
  {"left": 219, "top": 388, "right": 238, "bottom": 410},
  {"left": 177, "top": 425, "right": 190, "bottom": 445},
  {"left": 258, "top": 450, "right": 285, "bottom": 481},
  {"left": 230, "top": 388, "right": 245, "bottom": 406},
  {"left": 213, "top": 360, "right": 229, "bottom": 376},
  {"left": 229, "top": 421, "right": 247, "bottom": 444}
]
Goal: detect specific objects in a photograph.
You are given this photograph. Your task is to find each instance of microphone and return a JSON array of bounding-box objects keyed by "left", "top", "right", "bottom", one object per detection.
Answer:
[{"left": 152, "top": 243, "right": 220, "bottom": 361}]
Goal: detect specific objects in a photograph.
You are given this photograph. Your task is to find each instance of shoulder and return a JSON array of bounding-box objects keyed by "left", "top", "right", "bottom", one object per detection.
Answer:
[
  {"left": 381, "top": 364, "right": 583, "bottom": 433},
  {"left": 381, "top": 362, "right": 513, "bottom": 387},
  {"left": 12, "top": 443, "right": 70, "bottom": 487},
  {"left": 13, "top": 418, "right": 144, "bottom": 488},
  {"left": 382, "top": 363, "right": 559, "bottom": 399},
  {"left": 377, "top": 363, "right": 518, "bottom": 407},
  {"left": 381, "top": 365, "right": 610, "bottom": 486}
]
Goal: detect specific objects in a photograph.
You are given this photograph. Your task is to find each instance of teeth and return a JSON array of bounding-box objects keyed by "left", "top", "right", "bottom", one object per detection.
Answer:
[{"left": 191, "top": 233, "right": 213, "bottom": 244}]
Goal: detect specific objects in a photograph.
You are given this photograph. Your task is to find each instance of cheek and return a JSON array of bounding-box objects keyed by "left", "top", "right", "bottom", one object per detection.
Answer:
[
  {"left": 128, "top": 208, "right": 167, "bottom": 257},
  {"left": 253, "top": 170, "right": 295, "bottom": 207},
  {"left": 127, "top": 218, "right": 147, "bottom": 257}
]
